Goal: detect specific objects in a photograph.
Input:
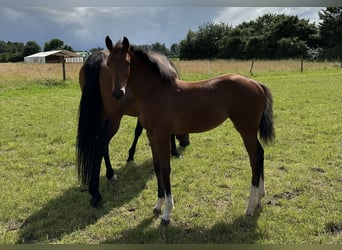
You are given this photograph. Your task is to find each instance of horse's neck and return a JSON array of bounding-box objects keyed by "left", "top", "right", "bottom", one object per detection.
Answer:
[{"left": 129, "top": 58, "right": 161, "bottom": 100}]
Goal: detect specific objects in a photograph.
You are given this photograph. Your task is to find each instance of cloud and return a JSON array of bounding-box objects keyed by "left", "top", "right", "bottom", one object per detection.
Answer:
[
  {"left": 213, "top": 7, "right": 323, "bottom": 26},
  {"left": 0, "top": 6, "right": 322, "bottom": 51}
]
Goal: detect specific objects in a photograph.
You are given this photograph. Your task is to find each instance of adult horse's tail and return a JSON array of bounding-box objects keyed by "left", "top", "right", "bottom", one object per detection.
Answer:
[
  {"left": 259, "top": 84, "right": 275, "bottom": 145},
  {"left": 76, "top": 52, "right": 104, "bottom": 185}
]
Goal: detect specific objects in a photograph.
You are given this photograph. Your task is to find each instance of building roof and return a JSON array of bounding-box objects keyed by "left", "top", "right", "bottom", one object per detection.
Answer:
[{"left": 25, "top": 50, "right": 81, "bottom": 58}]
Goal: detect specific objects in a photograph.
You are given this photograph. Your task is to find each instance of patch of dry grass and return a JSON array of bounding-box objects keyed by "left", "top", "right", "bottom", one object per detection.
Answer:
[
  {"left": 0, "top": 63, "right": 81, "bottom": 83},
  {"left": 0, "top": 60, "right": 337, "bottom": 86},
  {"left": 173, "top": 59, "right": 337, "bottom": 76}
]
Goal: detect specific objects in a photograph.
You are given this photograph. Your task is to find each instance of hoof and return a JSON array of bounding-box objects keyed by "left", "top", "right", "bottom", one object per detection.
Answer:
[
  {"left": 79, "top": 184, "right": 88, "bottom": 192},
  {"left": 246, "top": 211, "right": 254, "bottom": 217},
  {"left": 153, "top": 208, "right": 161, "bottom": 215},
  {"left": 171, "top": 153, "right": 182, "bottom": 159},
  {"left": 180, "top": 142, "right": 190, "bottom": 147},
  {"left": 126, "top": 156, "right": 134, "bottom": 162},
  {"left": 246, "top": 209, "right": 254, "bottom": 216},
  {"left": 90, "top": 194, "right": 102, "bottom": 208},
  {"left": 106, "top": 168, "right": 115, "bottom": 180},
  {"left": 110, "top": 174, "right": 118, "bottom": 184},
  {"left": 161, "top": 218, "right": 170, "bottom": 226}
]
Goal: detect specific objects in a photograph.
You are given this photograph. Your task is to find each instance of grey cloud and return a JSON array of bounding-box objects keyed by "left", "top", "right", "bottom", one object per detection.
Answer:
[{"left": 0, "top": 7, "right": 322, "bottom": 51}]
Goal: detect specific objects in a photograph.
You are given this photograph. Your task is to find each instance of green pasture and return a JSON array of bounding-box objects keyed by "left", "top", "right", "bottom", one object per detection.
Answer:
[{"left": 0, "top": 64, "right": 341, "bottom": 243}]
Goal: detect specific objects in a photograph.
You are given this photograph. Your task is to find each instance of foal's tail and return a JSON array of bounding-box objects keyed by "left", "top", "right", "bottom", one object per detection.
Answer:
[
  {"left": 76, "top": 52, "right": 104, "bottom": 185},
  {"left": 259, "top": 84, "right": 275, "bottom": 145}
]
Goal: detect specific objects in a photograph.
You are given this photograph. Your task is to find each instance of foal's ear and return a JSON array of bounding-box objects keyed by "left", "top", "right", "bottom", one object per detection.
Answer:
[
  {"left": 105, "top": 36, "right": 113, "bottom": 51},
  {"left": 122, "top": 36, "right": 129, "bottom": 52}
]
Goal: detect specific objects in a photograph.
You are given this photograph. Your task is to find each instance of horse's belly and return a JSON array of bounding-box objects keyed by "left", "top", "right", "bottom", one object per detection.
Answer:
[{"left": 174, "top": 107, "right": 228, "bottom": 133}]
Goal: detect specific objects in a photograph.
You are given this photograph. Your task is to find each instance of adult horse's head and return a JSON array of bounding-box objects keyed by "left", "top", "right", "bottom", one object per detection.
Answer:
[{"left": 105, "top": 36, "right": 131, "bottom": 100}]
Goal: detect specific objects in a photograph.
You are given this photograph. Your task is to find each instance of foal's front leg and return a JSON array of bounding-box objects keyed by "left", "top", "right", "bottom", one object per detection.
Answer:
[
  {"left": 148, "top": 131, "right": 174, "bottom": 225},
  {"left": 160, "top": 162, "right": 174, "bottom": 225}
]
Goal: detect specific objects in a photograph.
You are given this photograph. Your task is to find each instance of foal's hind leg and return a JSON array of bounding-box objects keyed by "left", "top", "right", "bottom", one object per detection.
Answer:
[{"left": 241, "top": 133, "right": 265, "bottom": 216}]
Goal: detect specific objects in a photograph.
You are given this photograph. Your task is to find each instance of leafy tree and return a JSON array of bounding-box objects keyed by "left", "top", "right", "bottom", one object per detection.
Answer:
[
  {"left": 169, "top": 43, "right": 180, "bottom": 58},
  {"left": 22, "top": 41, "right": 41, "bottom": 57},
  {"left": 180, "top": 22, "right": 231, "bottom": 59},
  {"left": 277, "top": 37, "right": 308, "bottom": 58},
  {"left": 90, "top": 47, "right": 103, "bottom": 53},
  {"left": 134, "top": 43, "right": 169, "bottom": 56},
  {"left": 0, "top": 41, "right": 8, "bottom": 53},
  {"left": 151, "top": 42, "right": 169, "bottom": 56},
  {"left": 318, "top": 7, "right": 342, "bottom": 61},
  {"left": 44, "top": 38, "right": 74, "bottom": 52},
  {"left": 245, "top": 35, "right": 264, "bottom": 59},
  {"left": 63, "top": 45, "right": 74, "bottom": 52},
  {"left": 242, "top": 14, "right": 317, "bottom": 59},
  {"left": 220, "top": 27, "right": 246, "bottom": 59},
  {"left": 0, "top": 41, "right": 24, "bottom": 62},
  {"left": 44, "top": 38, "right": 63, "bottom": 51},
  {"left": 179, "top": 30, "right": 197, "bottom": 59},
  {"left": 179, "top": 14, "right": 319, "bottom": 60}
]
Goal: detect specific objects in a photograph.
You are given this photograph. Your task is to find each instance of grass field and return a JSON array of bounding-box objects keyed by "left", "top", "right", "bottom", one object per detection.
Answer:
[{"left": 0, "top": 60, "right": 341, "bottom": 243}]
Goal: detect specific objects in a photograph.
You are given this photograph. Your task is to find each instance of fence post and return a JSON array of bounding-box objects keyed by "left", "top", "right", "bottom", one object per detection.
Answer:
[
  {"left": 249, "top": 59, "right": 255, "bottom": 76},
  {"left": 62, "top": 58, "right": 66, "bottom": 81},
  {"left": 300, "top": 56, "right": 304, "bottom": 73}
]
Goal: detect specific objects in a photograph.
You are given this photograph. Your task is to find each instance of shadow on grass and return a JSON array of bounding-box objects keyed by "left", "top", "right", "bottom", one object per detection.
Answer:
[
  {"left": 102, "top": 209, "right": 262, "bottom": 243},
  {"left": 17, "top": 160, "right": 154, "bottom": 243}
]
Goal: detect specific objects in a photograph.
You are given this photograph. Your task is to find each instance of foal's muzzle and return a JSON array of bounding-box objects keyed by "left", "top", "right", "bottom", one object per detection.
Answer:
[{"left": 112, "top": 87, "right": 125, "bottom": 100}]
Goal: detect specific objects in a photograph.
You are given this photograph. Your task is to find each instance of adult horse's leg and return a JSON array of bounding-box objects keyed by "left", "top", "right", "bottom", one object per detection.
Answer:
[
  {"left": 89, "top": 118, "right": 120, "bottom": 207},
  {"left": 170, "top": 134, "right": 180, "bottom": 157},
  {"left": 128, "top": 120, "right": 184, "bottom": 162},
  {"left": 103, "top": 144, "right": 113, "bottom": 179},
  {"left": 176, "top": 134, "right": 190, "bottom": 147},
  {"left": 88, "top": 133, "right": 108, "bottom": 207},
  {"left": 127, "top": 119, "right": 143, "bottom": 162},
  {"left": 103, "top": 143, "right": 118, "bottom": 183}
]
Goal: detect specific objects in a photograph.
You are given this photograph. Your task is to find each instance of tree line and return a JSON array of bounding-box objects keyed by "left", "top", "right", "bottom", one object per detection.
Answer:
[
  {"left": 0, "top": 39, "right": 74, "bottom": 62},
  {"left": 179, "top": 7, "right": 342, "bottom": 61},
  {"left": 1, "top": 7, "right": 341, "bottom": 62}
]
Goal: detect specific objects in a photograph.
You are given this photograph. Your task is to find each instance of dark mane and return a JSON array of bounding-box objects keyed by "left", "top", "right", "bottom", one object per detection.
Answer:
[
  {"left": 133, "top": 50, "right": 178, "bottom": 84},
  {"left": 111, "top": 40, "right": 178, "bottom": 83}
]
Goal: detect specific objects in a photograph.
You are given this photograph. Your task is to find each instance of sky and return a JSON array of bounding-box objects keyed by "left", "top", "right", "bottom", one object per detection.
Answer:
[{"left": 0, "top": 1, "right": 325, "bottom": 51}]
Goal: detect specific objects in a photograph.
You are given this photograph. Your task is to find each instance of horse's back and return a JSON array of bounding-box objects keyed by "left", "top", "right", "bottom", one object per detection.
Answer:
[
  {"left": 217, "top": 74, "right": 266, "bottom": 131},
  {"left": 177, "top": 74, "right": 265, "bottom": 108},
  {"left": 169, "top": 74, "right": 266, "bottom": 133}
]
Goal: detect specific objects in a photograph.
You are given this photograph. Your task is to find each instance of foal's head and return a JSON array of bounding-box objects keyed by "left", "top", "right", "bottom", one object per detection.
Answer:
[{"left": 105, "top": 36, "right": 131, "bottom": 100}]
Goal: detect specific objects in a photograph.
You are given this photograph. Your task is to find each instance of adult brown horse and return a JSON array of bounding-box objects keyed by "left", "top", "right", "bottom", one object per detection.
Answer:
[
  {"left": 77, "top": 51, "right": 189, "bottom": 207},
  {"left": 105, "top": 36, "right": 275, "bottom": 225}
]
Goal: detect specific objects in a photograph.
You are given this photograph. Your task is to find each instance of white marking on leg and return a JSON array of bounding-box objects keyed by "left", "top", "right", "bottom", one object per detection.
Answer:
[
  {"left": 154, "top": 197, "right": 165, "bottom": 212},
  {"left": 246, "top": 185, "right": 259, "bottom": 216},
  {"left": 162, "top": 194, "right": 174, "bottom": 222},
  {"left": 110, "top": 174, "right": 118, "bottom": 184},
  {"left": 258, "top": 177, "right": 265, "bottom": 202}
]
